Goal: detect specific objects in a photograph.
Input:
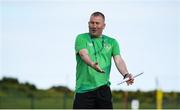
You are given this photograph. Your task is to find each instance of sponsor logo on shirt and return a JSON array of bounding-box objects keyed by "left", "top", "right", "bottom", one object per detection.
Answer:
[{"left": 87, "top": 42, "right": 93, "bottom": 47}]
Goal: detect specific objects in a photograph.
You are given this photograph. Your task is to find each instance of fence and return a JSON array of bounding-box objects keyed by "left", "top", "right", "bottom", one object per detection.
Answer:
[
  {"left": 0, "top": 92, "right": 180, "bottom": 109},
  {"left": 0, "top": 95, "right": 73, "bottom": 109}
]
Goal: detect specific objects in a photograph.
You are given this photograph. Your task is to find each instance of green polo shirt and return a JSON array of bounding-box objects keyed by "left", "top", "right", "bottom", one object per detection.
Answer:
[{"left": 75, "top": 33, "right": 120, "bottom": 93}]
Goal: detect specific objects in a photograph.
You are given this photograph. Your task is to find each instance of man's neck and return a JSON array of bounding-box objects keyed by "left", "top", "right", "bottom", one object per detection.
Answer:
[{"left": 90, "top": 34, "right": 102, "bottom": 38}]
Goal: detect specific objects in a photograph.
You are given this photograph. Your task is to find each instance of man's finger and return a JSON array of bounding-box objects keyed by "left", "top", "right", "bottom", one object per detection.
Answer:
[
  {"left": 100, "top": 70, "right": 105, "bottom": 73},
  {"left": 126, "top": 78, "right": 134, "bottom": 85},
  {"left": 97, "top": 68, "right": 105, "bottom": 73}
]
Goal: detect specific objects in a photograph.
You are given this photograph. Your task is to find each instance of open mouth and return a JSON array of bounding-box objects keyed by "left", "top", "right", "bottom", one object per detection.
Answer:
[{"left": 91, "top": 29, "right": 97, "bottom": 33}]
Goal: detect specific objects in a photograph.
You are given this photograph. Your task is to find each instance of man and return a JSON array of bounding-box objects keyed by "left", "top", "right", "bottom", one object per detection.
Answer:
[{"left": 73, "top": 12, "right": 134, "bottom": 109}]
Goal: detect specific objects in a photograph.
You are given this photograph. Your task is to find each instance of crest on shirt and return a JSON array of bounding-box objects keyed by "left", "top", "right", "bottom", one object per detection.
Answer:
[{"left": 104, "top": 43, "right": 112, "bottom": 51}]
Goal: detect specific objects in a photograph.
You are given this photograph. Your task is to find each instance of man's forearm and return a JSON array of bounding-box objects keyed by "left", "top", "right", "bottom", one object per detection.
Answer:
[
  {"left": 114, "top": 55, "right": 134, "bottom": 85},
  {"left": 79, "top": 52, "right": 94, "bottom": 67},
  {"left": 79, "top": 49, "right": 95, "bottom": 67},
  {"left": 78, "top": 49, "right": 105, "bottom": 73},
  {"left": 117, "top": 60, "right": 129, "bottom": 76},
  {"left": 114, "top": 55, "right": 129, "bottom": 77}
]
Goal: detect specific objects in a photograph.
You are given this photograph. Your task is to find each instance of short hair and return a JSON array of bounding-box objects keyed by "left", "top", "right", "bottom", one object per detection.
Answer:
[{"left": 91, "top": 12, "right": 105, "bottom": 21}]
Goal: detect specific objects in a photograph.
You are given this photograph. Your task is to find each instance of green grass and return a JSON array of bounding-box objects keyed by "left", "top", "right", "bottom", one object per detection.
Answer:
[
  {"left": 0, "top": 96, "right": 180, "bottom": 109},
  {"left": 0, "top": 96, "right": 73, "bottom": 109},
  {"left": 0, "top": 97, "right": 32, "bottom": 109}
]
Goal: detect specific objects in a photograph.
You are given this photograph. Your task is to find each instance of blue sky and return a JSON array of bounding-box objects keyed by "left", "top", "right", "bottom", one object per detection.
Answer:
[{"left": 0, "top": 0, "right": 180, "bottom": 92}]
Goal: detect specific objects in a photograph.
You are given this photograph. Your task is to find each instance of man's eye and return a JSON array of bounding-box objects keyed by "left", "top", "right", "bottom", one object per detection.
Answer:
[{"left": 96, "top": 22, "right": 100, "bottom": 25}]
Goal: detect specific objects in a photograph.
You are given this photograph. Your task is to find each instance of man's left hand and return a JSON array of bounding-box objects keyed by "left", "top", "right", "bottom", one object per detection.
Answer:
[{"left": 125, "top": 73, "right": 134, "bottom": 85}]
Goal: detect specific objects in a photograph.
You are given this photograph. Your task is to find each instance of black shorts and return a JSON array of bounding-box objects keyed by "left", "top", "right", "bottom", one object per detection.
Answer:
[{"left": 73, "top": 85, "right": 112, "bottom": 109}]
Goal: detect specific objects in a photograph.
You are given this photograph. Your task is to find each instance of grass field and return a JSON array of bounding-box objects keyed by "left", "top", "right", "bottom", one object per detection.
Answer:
[{"left": 0, "top": 95, "right": 179, "bottom": 109}]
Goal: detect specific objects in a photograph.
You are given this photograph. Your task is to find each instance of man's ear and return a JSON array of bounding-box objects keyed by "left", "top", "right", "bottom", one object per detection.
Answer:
[{"left": 103, "top": 23, "right": 106, "bottom": 29}]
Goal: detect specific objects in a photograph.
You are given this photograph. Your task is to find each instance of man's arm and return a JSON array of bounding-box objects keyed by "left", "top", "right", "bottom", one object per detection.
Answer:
[
  {"left": 113, "top": 55, "right": 134, "bottom": 85},
  {"left": 113, "top": 55, "right": 129, "bottom": 76},
  {"left": 79, "top": 49, "right": 105, "bottom": 73}
]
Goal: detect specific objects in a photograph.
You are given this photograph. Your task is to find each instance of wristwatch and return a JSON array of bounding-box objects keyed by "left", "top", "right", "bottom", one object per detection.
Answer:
[{"left": 123, "top": 73, "right": 129, "bottom": 79}]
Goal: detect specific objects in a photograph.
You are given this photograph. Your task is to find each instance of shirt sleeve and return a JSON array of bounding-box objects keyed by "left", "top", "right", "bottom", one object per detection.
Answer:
[
  {"left": 75, "top": 35, "right": 87, "bottom": 54},
  {"left": 112, "top": 39, "right": 120, "bottom": 56}
]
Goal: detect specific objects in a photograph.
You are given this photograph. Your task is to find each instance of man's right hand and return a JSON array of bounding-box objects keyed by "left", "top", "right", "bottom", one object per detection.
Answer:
[
  {"left": 91, "top": 62, "right": 105, "bottom": 73},
  {"left": 79, "top": 49, "right": 105, "bottom": 73}
]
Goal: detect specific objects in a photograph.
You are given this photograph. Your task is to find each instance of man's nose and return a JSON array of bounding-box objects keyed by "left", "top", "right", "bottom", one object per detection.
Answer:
[{"left": 92, "top": 23, "right": 97, "bottom": 28}]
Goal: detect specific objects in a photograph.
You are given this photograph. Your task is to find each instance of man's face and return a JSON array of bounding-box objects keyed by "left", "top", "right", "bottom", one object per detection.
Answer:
[{"left": 88, "top": 16, "right": 105, "bottom": 37}]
